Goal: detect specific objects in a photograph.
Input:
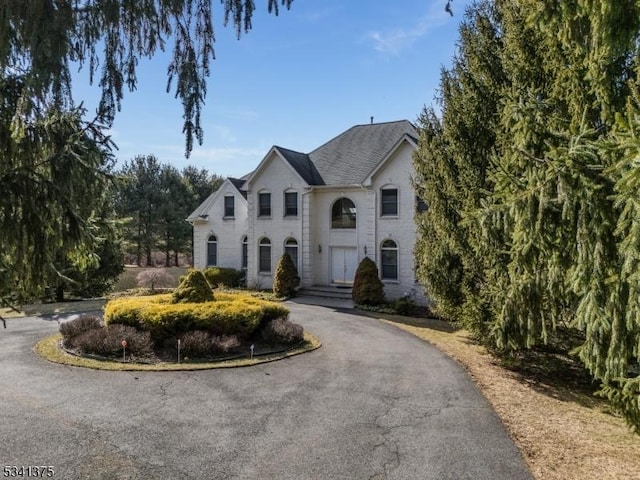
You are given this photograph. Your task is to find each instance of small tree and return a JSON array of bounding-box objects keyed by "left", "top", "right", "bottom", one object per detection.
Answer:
[
  {"left": 273, "top": 254, "right": 300, "bottom": 297},
  {"left": 352, "top": 257, "right": 384, "bottom": 305},
  {"left": 136, "top": 269, "right": 175, "bottom": 292},
  {"left": 172, "top": 270, "right": 214, "bottom": 303}
]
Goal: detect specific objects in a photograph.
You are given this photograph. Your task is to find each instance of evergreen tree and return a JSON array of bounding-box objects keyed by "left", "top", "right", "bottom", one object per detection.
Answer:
[
  {"left": 352, "top": 257, "right": 385, "bottom": 306},
  {"left": 0, "top": 76, "right": 114, "bottom": 307},
  {"left": 415, "top": 0, "right": 640, "bottom": 429},
  {"left": 0, "top": 0, "right": 293, "bottom": 156},
  {"left": 273, "top": 253, "right": 300, "bottom": 298},
  {"left": 0, "top": 1, "right": 291, "bottom": 310},
  {"left": 414, "top": 0, "right": 505, "bottom": 334}
]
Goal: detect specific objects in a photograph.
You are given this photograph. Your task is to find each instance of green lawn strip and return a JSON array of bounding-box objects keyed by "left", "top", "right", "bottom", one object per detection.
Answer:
[{"left": 35, "top": 332, "right": 321, "bottom": 371}]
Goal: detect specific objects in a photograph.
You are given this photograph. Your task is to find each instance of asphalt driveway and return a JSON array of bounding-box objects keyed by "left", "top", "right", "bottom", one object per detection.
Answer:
[{"left": 0, "top": 301, "right": 532, "bottom": 480}]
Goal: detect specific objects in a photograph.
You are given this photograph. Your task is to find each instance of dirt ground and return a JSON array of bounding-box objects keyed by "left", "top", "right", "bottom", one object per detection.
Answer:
[{"left": 376, "top": 314, "right": 640, "bottom": 480}]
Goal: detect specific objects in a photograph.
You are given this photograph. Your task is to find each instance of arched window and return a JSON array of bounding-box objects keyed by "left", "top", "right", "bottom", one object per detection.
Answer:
[
  {"left": 331, "top": 198, "right": 356, "bottom": 229},
  {"left": 380, "top": 239, "right": 398, "bottom": 280},
  {"left": 241, "top": 236, "right": 248, "bottom": 271},
  {"left": 259, "top": 238, "right": 271, "bottom": 273},
  {"left": 284, "top": 238, "right": 298, "bottom": 272},
  {"left": 207, "top": 235, "right": 217, "bottom": 266}
]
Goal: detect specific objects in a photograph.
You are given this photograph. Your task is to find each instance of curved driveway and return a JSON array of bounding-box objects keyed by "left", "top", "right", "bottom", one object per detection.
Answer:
[{"left": 0, "top": 301, "right": 531, "bottom": 480}]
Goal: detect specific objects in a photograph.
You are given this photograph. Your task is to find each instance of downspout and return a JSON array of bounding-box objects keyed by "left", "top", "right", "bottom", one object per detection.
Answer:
[{"left": 301, "top": 187, "right": 313, "bottom": 286}]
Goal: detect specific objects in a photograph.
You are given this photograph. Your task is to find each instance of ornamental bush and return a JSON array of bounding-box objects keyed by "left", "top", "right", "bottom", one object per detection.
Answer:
[
  {"left": 59, "top": 314, "right": 102, "bottom": 341},
  {"left": 172, "top": 269, "right": 214, "bottom": 303},
  {"left": 203, "top": 267, "right": 244, "bottom": 288},
  {"left": 104, "top": 292, "right": 289, "bottom": 342},
  {"left": 273, "top": 254, "right": 300, "bottom": 297},
  {"left": 136, "top": 269, "right": 176, "bottom": 291},
  {"left": 260, "top": 317, "right": 304, "bottom": 345},
  {"left": 71, "top": 324, "right": 154, "bottom": 359},
  {"left": 352, "top": 256, "right": 385, "bottom": 306}
]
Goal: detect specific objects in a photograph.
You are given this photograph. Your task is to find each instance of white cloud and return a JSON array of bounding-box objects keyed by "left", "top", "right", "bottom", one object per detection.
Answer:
[
  {"left": 366, "top": 3, "right": 449, "bottom": 55},
  {"left": 210, "top": 124, "right": 237, "bottom": 143}
]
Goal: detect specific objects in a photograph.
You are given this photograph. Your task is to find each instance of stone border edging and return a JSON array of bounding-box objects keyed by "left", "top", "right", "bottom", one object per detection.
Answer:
[{"left": 35, "top": 332, "right": 321, "bottom": 371}]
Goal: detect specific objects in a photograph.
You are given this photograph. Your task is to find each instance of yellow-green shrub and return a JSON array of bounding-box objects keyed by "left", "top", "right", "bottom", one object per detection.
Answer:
[{"left": 103, "top": 292, "right": 289, "bottom": 341}]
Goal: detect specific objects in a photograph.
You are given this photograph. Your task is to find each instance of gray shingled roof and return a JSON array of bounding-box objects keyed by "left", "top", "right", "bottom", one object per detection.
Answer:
[
  {"left": 309, "top": 120, "right": 417, "bottom": 185},
  {"left": 229, "top": 177, "right": 248, "bottom": 198},
  {"left": 274, "top": 146, "right": 325, "bottom": 185},
  {"left": 236, "top": 120, "right": 417, "bottom": 193}
]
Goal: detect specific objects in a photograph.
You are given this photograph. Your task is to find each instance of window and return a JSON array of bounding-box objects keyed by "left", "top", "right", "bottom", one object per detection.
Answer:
[
  {"left": 224, "top": 195, "right": 235, "bottom": 218},
  {"left": 258, "top": 192, "right": 271, "bottom": 217},
  {"left": 380, "top": 239, "right": 398, "bottom": 280},
  {"left": 381, "top": 188, "right": 398, "bottom": 216},
  {"left": 241, "top": 236, "right": 248, "bottom": 271},
  {"left": 331, "top": 198, "right": 356, "bottom": 229},
  {"left": 284, "top": 191, "right": 298, "bottom": 217},
  {"left": 207, "top": 235, "right": 217, "bottom": 266},
  {"left": 284, "top": 238, "right": 298, "bottom": 272},
  {"left": 259, "top": 238, "right": 271, "bottom": 273}
]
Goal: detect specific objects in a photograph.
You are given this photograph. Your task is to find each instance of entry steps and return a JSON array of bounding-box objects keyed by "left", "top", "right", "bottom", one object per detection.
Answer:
[{"left": 297, "top": 285, "right": 353, "bottom": 300}]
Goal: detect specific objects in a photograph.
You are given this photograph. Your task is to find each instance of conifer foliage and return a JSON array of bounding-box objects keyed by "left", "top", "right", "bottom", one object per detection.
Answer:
[
  {"left": 414, "top": 0, "right": 640, "bottom": 430},
  {"left": 172, "top": 270, "right": 214, "bottom": 303},
  {"left": 352, "top": 257, "right": 385, "bottom": 306},
  {"left": 273, "top": 254, "right": 300, "bottom": 298}
]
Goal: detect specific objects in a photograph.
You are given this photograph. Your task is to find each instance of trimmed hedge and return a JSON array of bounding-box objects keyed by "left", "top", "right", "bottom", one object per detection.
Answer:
[
  {"left": 172, "top": 269, "right": 214, "bottom": 303},
  {"left": 273, "top": 254, "right": 300, "bottom": 297},
  {"left": 203, "top": 267, "right": 244, "bottom": 288},
  {"left": 352, "top": 257, "right": 385, "bottom": 305},
  {"left": 104, "top": 292, "right": 290, "bottom": 341}
]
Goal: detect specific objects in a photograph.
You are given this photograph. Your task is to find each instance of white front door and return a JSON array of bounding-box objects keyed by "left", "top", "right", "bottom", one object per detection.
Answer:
[{"left": 330, "top": 247, "right": 358, "bottom": 285}]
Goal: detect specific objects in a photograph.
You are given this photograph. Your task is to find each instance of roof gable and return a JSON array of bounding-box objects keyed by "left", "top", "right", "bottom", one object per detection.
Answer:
[
  {"left": 363, "top": 133, "right": 419, "bottom": 186},
  {"left": 308, "top": 120, "right": 417, "bottom": 186},
  {"left": 186, "top": 177, "right": 247, "bottom": 222},
  {"left": 244, "top": 147, "right": 312, "bottom": 187}
]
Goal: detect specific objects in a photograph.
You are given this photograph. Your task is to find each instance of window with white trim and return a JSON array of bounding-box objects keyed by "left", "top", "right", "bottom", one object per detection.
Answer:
[
  {"left": 331, "top": 198, "right": 356, "bottom": 229},
  {"left": 380, "top": 239, "right": 398, "bottom": 280},
  {"left": 224, "top": 195, "right": 235, "bottom": 218},
  {"left": 259, "top": 238, "right": 271, "bottom": 273},
  {"left": 241, "top": 236, "right": 248, "bottom": 271},
  {"left": 284, "top": 191, "right": 298, "bottom": 217},
  {"left": 381, "top": 188, "right": 398, "bottom": 216},
  {"left": 258, "top": 192, "right": 271, "bottom": 217},
  {"left": 207, "top": 235, "right": 217, "bottom": 266},
  {"left": 284, "top": 237, "right": 299, "bottom": 272}
]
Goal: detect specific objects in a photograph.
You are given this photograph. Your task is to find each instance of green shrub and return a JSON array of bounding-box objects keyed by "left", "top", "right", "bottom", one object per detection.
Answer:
[
  {"left": 260, "top": 318, "right": 304, "bottom": 345},
  {"left": 203, "top": 267, "right": 244, "bottom": 288},
  {"left": 273, "top": 254, "right": 300, "bottom": 297},
  {"left": 104, "top": 292, "right": 289, "bottom": 342},
  {"left": 352, "top": 257, "right": 385, "bottom": 305},
  {"left": 71, "top": 324, "right": 154, "bottom": 359},
  {"left": 59, "top": 315, "right": 102, "bottom": 341},
  {"left": 391, "top": 295, "right": 419, "bottom": 316},
  {"left": 172, "top": 269, "right": 214, "bottom": 303}
]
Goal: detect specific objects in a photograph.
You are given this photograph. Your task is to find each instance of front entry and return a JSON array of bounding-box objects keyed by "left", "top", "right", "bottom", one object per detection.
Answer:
[{"left": 330, "top": 247, "right": 358, "bottom": 285}]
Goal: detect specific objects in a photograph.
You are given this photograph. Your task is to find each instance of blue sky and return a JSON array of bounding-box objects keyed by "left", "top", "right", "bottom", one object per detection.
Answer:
[{"left": 74, "top": 0, "right": 472, "bottom": 178}]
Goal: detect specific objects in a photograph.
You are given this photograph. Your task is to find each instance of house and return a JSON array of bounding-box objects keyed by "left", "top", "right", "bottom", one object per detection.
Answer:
[{"left": 187, "top": 120, "right": 427, "bottom": 303}]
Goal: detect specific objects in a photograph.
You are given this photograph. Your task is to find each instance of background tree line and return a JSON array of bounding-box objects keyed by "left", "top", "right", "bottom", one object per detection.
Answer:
[
  {"left": 414, "top": 0, "right": 640, "bottom": 429},
  {"left": 113, "top": 155, "right": 222, "bottom": 267}
]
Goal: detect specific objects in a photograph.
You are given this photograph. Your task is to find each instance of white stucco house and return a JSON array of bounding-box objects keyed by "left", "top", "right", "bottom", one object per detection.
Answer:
[{"left": 187, "top": 120, "right": 427, "bottom": 302}]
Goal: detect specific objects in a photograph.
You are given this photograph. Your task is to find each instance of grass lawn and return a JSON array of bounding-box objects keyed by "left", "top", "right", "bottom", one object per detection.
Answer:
[
  {"left": 371, "top": 313, "right": 640, "bottom": 480},
  {"left": 113, "top": 266, "right": 189, "bottom": 291}
]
